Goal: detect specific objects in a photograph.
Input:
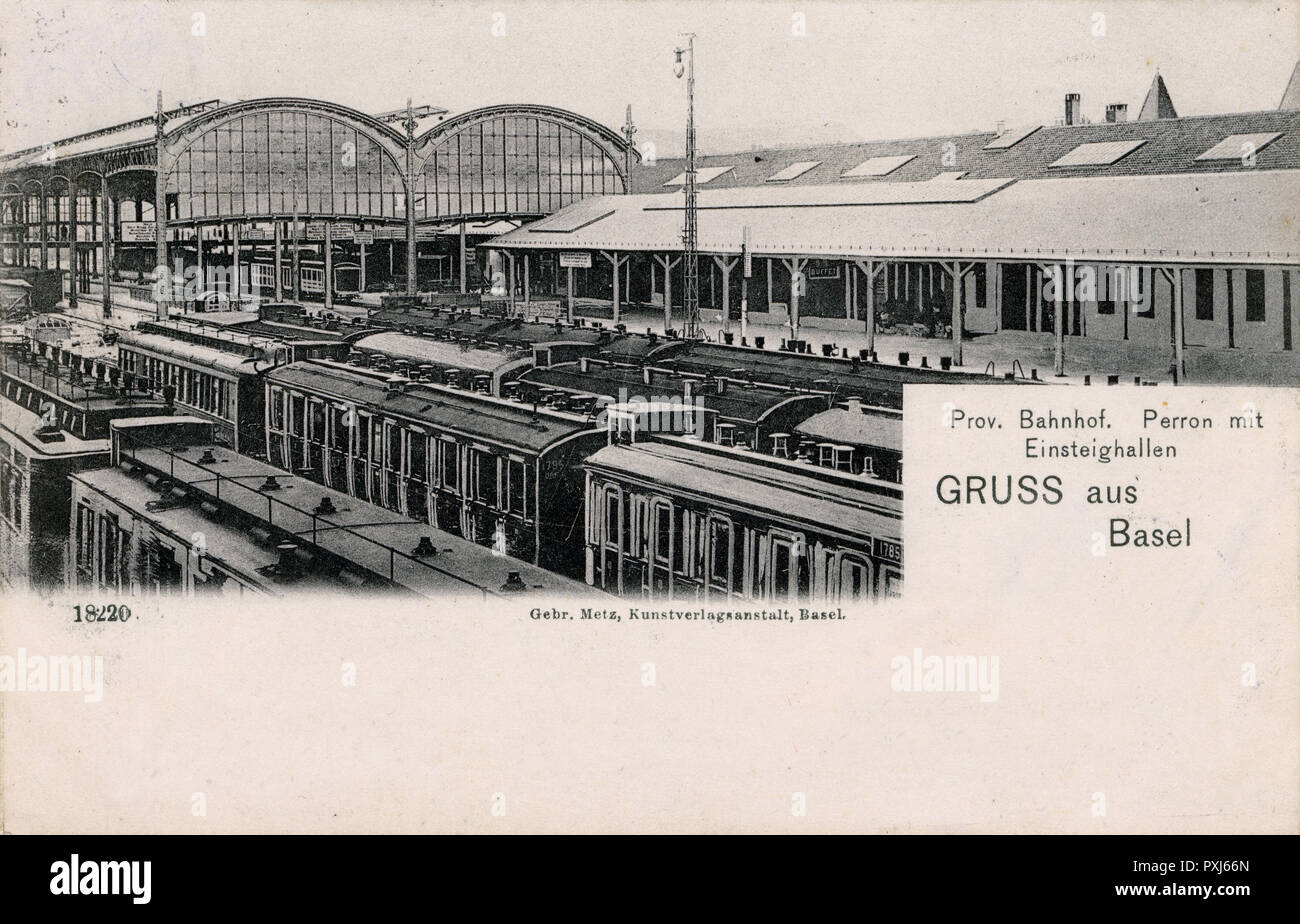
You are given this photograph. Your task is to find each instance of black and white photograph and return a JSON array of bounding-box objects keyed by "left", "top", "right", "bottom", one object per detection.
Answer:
[{"left": 0, "top": 0, "right": 1296, "bottom": 871}]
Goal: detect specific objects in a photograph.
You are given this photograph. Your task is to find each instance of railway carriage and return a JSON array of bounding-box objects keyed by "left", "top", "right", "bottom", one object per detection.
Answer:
[
  {"left": 248, "top": 258, "right": 363, "bottom": 300},
  {"left": 583, "top": 437, "right": 902, "bottom": 603},
  {"left": 116, "top": 330, "right": 270, "bottom": 455},
  {"left": 263, "top": 359, "right": 607, "bottom": 577}
]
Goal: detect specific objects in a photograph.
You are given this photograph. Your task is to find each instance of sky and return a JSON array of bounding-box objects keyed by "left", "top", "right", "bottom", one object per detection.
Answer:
[{"left": 1, "top": 0, "right": 1297, "bottom": 155}]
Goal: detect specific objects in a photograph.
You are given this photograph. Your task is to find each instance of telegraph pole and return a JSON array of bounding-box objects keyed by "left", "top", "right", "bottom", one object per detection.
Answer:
[{"left": 674, "top": 34, "right": 701, "bottom": 339}]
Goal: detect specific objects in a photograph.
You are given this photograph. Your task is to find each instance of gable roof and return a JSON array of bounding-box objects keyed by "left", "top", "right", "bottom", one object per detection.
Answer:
[{"left": 630, "top": 109, "right": 1300, "bottom": 192}]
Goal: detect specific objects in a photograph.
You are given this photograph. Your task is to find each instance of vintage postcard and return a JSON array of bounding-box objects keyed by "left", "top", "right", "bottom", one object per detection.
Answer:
[{"left": 0, "top": 0, "right": 1296, "bottom": 869}]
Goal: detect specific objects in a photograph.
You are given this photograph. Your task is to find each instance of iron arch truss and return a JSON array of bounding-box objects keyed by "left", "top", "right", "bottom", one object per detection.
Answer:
[
  {"left": 412, "top": 104, "right": 638, "bottom": 222},
  {"left": 161, "top": 98, "right": 410, "bottom": 225}
]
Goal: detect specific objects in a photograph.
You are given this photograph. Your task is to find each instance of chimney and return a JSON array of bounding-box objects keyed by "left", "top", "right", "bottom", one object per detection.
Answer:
[
  {"left": 1064, "top": 93, "right": 1082, "bottom": 126},
  {"left": 1105, "top": 103, "right": 1128, "bottom": 123}
]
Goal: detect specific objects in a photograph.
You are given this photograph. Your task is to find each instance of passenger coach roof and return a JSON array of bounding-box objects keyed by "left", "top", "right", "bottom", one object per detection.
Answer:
[
  {"left": 117, "top": 331, "right": 265, "bottom": 377},
  {"left": 353, "top": 332, "right": 521, "bottom": 372},
  {"left": 584, "top": 440, "right": 901, "bottom": 541},
  {"left": 266, "top": 360, "right": 599, "bottom": 453},
  {"left": 521, "top": 363, "right": 828, "bottom": 424},
  {"left": 796, "top": 407, "right": 903, "bottom": 452}
]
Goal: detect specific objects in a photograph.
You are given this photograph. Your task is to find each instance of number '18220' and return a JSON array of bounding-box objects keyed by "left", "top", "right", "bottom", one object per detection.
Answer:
[{"left": 74, "top": 605, "right": 132, "bottom": 623}]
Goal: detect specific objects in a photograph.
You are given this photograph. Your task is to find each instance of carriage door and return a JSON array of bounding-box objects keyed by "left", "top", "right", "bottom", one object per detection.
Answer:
[
  {"left": 307, "top": 398, "right": 326, "bottom": 481},
  {"left": 327, "top": 404, "right": 350, "bottom": 490},
  {"left": 600, "top": 486, "right": 623, "bottom": 594},
  {"left": 767, "top": 531, "right": 809, "bottom": 603},
  {"left": 647, "top": 499, "right": 674, "bottom": 599},
  {"left": 706, "top": 515, "right": 735, "bottom": 601},
  {"left": 405, "top": 427, "right": 429, "bottom": 523},
  {"left": 353, "top": 412, "right": 373, "bottom": 500}
]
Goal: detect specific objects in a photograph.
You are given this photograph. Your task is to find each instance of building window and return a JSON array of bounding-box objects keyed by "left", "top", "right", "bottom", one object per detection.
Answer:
[{"left": 1245, "top": 269, "right": 1266, "bottom": 322}]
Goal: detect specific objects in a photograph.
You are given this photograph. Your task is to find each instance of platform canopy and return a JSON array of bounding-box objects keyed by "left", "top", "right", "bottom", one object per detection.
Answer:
[{"left": 486, "top": 170, "right": 1300, "bottom": 266}]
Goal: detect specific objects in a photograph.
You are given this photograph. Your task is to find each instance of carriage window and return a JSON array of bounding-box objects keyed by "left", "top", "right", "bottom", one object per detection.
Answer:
[
  {"left": 310, "top": 401, "right": 326, "bottom": 442},
  {"left": 622, "top": 496, "right": 636, "bottom": 554},
  {"left": 290, "top": 394, "right": 306, "bottom": 437},
  {"left": 652, "top": 503, "right": 671, "bottom": 563},
  {"left": 508, "top": 458, "right": 526, "bottom": 515},
  {"left": 838, "top": 554, "right": 873, "bottom": 602},
  {"left": 409, "top": 434, "right": 427, "bottom": 482},
  {"left": 441, "top": 441, "right": 459, "bottom": 490},
  {"left": 604, "top": 488, "right": 621, "bottom": 546},
  {"left": 475, "top": 451, "right": 499, "bottom": 507},
  {"left": 357, "top": 417, "right": 372, "bottom": 462},
  {"left": 771, "top": 538, "right": 793, "bottom": 600},
  {"left": 385, "top": 424, "right": 401, "bottom": 470},
  {"left": 672, "top": 508, "right": 687, "bottom": 574},
  {"left": 269, "top": 387, "right": 285, "bottom": 430},
  {"left": 330, "top": 407, "right": 349, "bottom": 451},
  {"left": 75, "top": 503, "right": 95, "bottom": 579},
  {"left": 732, "top": 526, "right": 748, "bottom": 594},
  {"left": 709, "top": 519, "right": 731, "bottom": 585},
  {"left": 370, "top": 421, "right": 383, "bottom": 462}
]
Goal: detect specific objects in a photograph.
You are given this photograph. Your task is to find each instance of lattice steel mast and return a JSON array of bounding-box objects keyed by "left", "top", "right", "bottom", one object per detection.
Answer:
[{"left": 674, "top": 35, "right": 701, "bottom": 339}]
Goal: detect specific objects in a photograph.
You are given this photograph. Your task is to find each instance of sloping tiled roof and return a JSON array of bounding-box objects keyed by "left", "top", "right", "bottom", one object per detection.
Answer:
[{"left": 630, "top": 109, "right": 1300, "bottom": 191}]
